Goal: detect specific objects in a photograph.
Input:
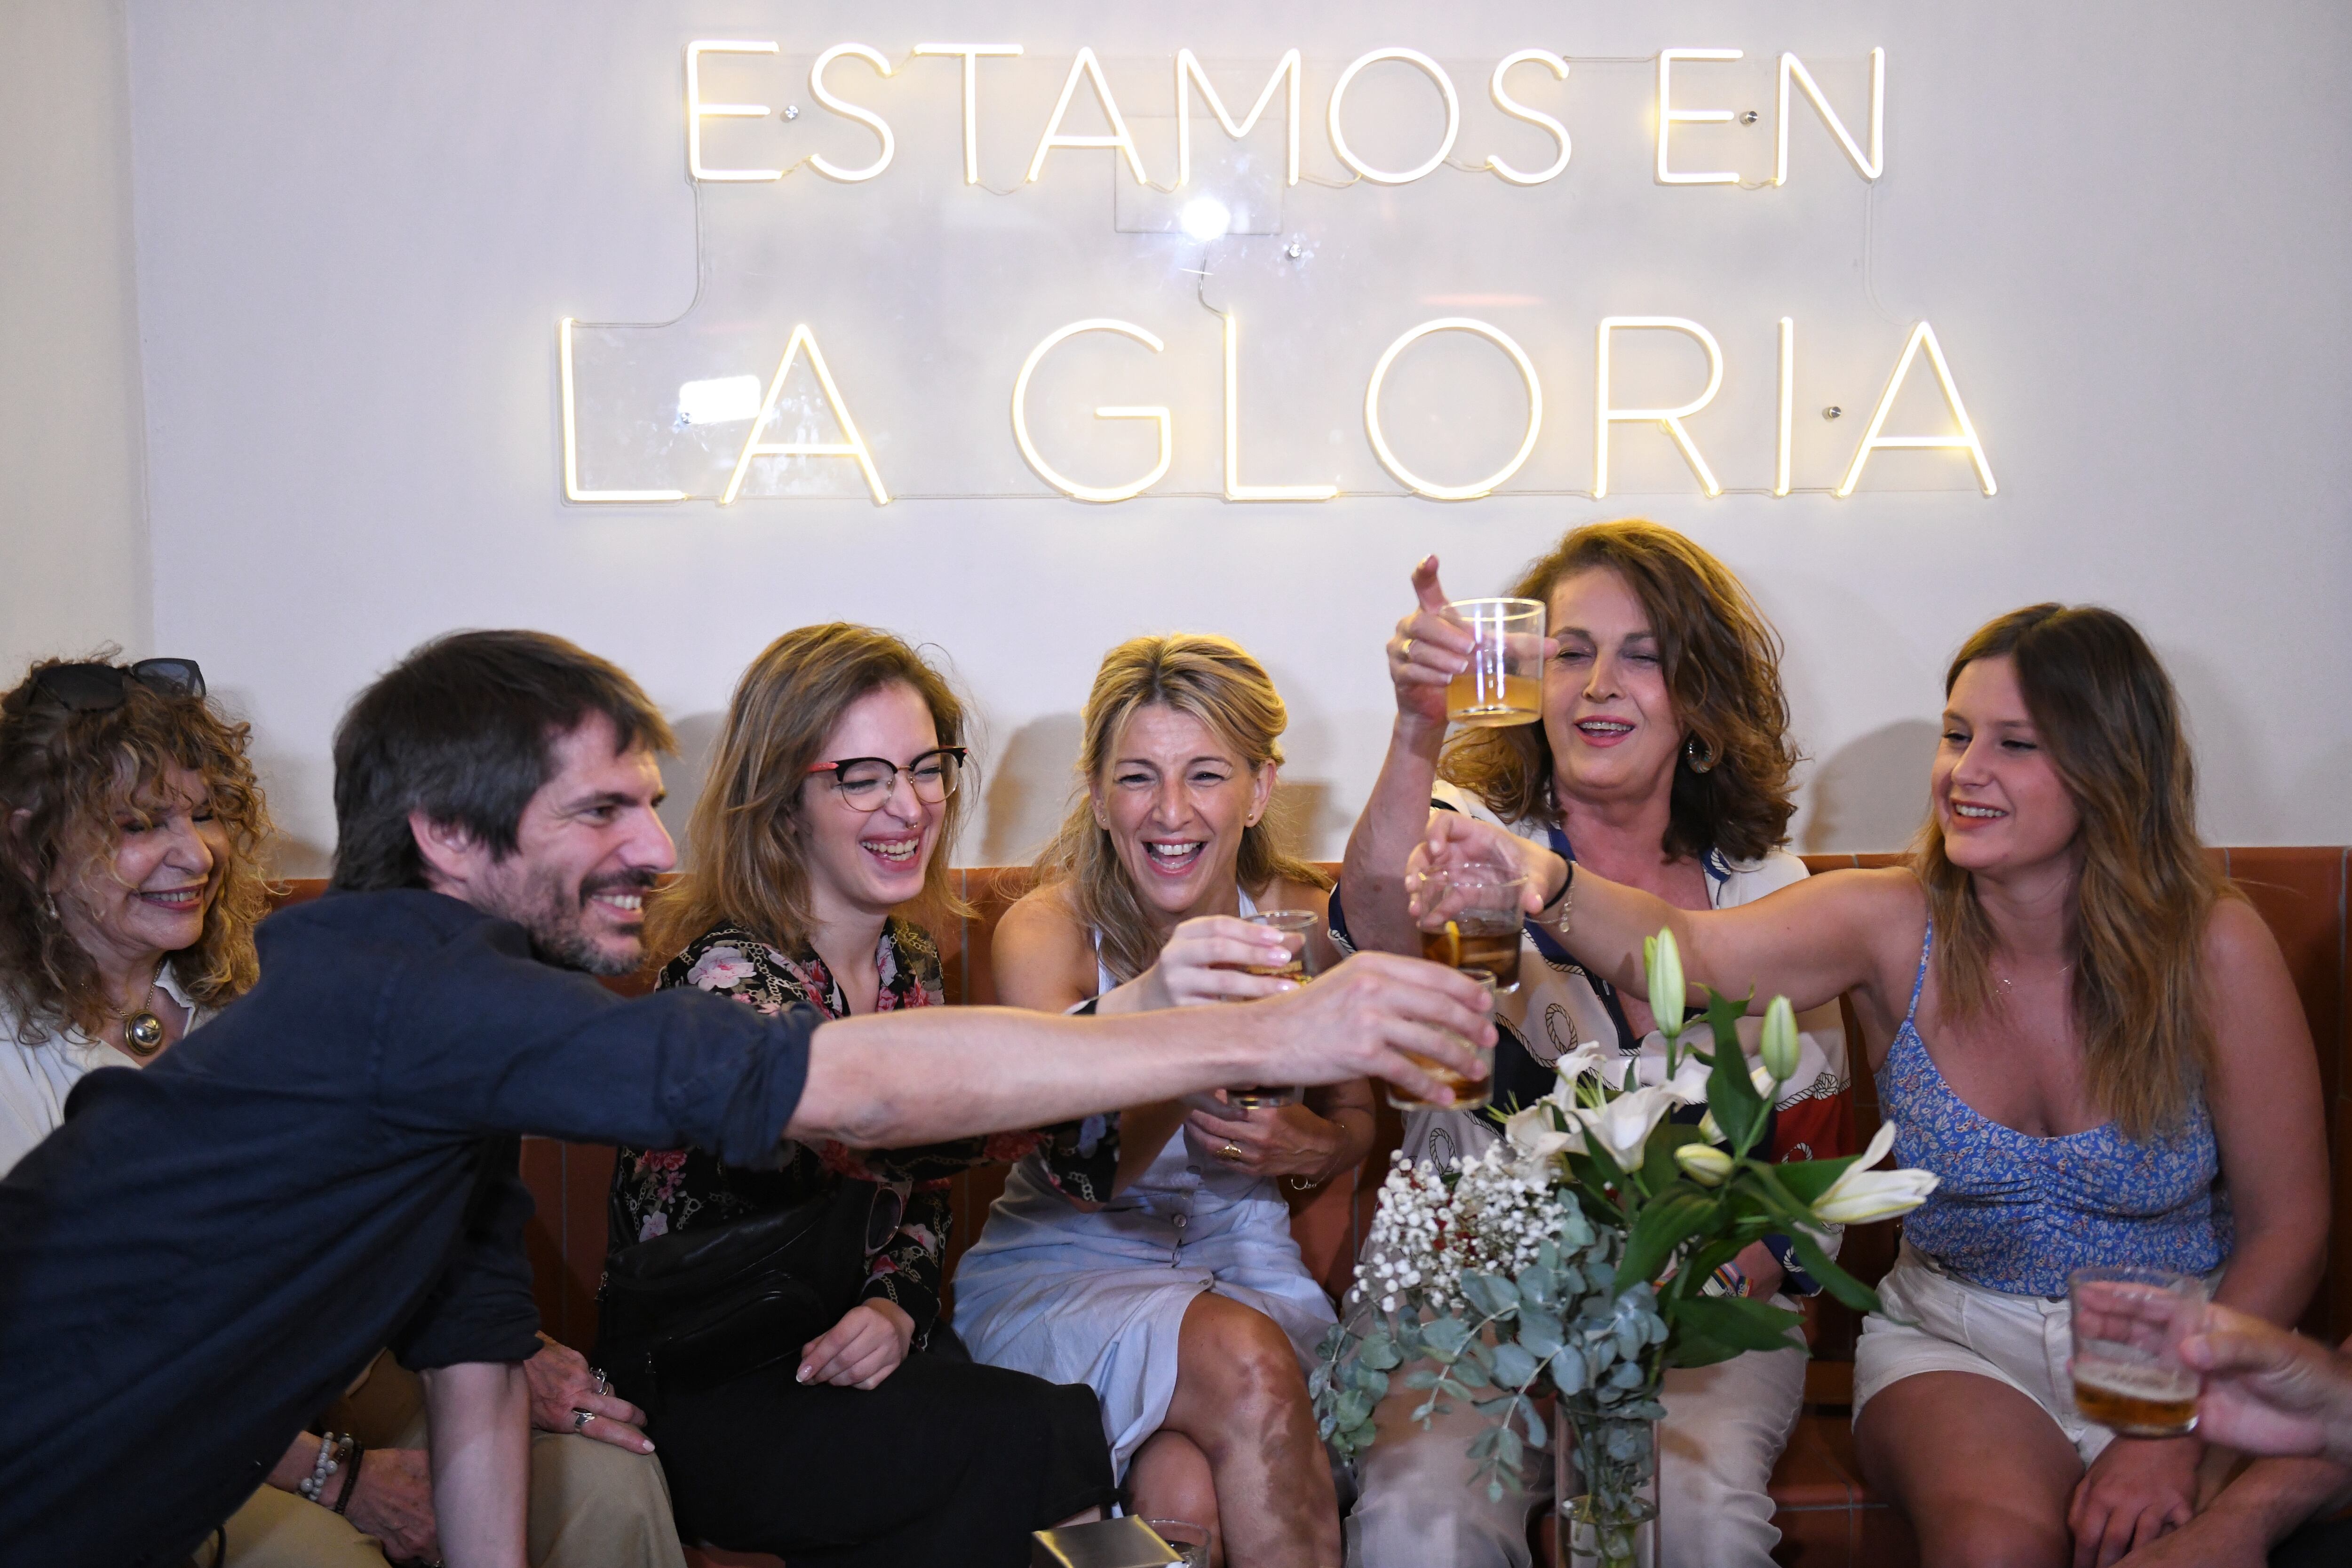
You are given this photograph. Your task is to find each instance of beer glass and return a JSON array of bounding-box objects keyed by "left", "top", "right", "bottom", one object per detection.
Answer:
[
  {"left": 1386, "top": 968, "right": 1498, "bottom": 1113},
  {"left": 2067, "top": 1265, "right": 2208, "bottom": 1437},
  {"left": 1445, "top": 597, "right": 1546, "bottom": 727},
  {"left": 1417, "top": 868, "right": 1529, "bottom": 992},
  {"left": 1224, "top": 909, "right": 1317, "bottom": 1110}
]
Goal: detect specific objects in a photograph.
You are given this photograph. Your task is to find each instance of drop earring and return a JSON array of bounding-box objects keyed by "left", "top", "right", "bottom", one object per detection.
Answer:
[{"left": 1684, "top": 736, "right": 1720, "bottom": 774}]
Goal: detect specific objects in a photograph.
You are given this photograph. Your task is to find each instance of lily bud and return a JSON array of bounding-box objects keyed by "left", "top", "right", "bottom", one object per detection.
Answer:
[
  {"left": 1759, "top": 996, "right": 1800, "bottom": 1085},
  {"left": 1645, "top": 928, "right": 1686, "bottom": 1041},
  {"left": 1811, "top": 1122, "right": 1941, "bottom": 1225},
  {"left": 1675, "top": 1143, "right": 1734, "bottom": 1186}
]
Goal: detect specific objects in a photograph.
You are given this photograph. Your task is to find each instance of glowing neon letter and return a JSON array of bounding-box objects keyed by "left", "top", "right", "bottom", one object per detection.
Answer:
[
  {"left": 1835, "top": 321, "right": 1996, "bottom": 497},
  {"left": 686, "top": 40, "right": 781, "bottom": 183},
  {"left": 1595, "top": 317, "right": 1725, "bottom": 498},
  {"left": 1011, "top": 320, "right": 1172, "bottom": 503},
  {"left": 721, "top": 325, "right": 890, "bottom": 506},
  {"left": 1655, "top": 48, "right": 1741, "bottom": 186},
  {"left": 1224, "top": 314, "right": 1336, "bottom": 501},
  {"left": 1176, "top": 49, "right": 1301, "bottom": 188},
  {"left": 558, "top": 319, "right": 688, "bottom": 503},
  {"left": 807, "top": 44, "right": 894, "bottom": 182},
  {"left": 1776, "top": 48, "right": 1884, "bottom": 184},
  {"left": 1364, "top": 318, "right": 1543, "bottom": 501},
  {"left": 1026, "top": 49, "right": 1148, "bottom": 184},
  {"left": 1487, "top": 49, "right": 1571, "bottom": 185},
  {"left": 1329, "top": 49, "right": 1460, "bottom": 185},
  {"left": 911, "top": 43, "right": 1020, "bottom": 184}
]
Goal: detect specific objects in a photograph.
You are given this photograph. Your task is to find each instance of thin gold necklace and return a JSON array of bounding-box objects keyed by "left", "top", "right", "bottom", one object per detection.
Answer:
[{"left": 115, "top": 964, "right": 167, "bottom": 1057}]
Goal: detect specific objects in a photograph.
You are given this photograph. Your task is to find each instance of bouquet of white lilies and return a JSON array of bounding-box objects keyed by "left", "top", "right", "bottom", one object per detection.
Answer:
[{"left": 1313, "top": 930, "right": 1938, "bottom": 1546}]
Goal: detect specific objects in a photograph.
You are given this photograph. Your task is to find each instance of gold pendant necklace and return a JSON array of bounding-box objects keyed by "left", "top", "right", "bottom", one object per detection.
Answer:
[{"left": 117, "top": 967, "right": 166, "bottom": 1058}]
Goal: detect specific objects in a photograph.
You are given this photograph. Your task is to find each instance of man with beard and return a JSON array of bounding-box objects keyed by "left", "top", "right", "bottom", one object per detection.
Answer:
[{"left": 0, "top": 630, "right": 1493, "bottom": 1568}]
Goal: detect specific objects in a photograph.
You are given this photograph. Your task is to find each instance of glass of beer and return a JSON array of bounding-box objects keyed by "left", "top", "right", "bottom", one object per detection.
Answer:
[
  {"left": 1223, "top": 909, "right": 1318, "bottom": 1110},
  {"left": 1386, "top": 968, "right": 1498, "bottom": 1112},
  {"left": 1417, "top": 868, "right": 1528, "bottom": 992},
  {"left": 1445, "top": 597, "right": 1546, "bottom": 728},
  {"left": 2067, "top": 1265, "right": 2208, "bottom": 1437}
]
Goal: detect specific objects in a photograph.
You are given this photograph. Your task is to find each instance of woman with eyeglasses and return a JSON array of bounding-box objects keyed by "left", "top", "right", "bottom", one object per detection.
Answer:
[{"left": 601, "top": 623, "right": 1117, "bottom": 1567}]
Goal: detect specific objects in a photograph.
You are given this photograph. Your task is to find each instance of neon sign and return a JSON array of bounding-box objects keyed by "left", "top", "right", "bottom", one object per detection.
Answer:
[{"left": 560, "top": 41, "right": 1994, "bottom": 507}]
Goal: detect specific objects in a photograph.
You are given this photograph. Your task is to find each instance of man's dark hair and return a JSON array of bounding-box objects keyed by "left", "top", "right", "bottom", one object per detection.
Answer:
[{"left": 331, "top": 630, "right": 676, "bottom": 892}]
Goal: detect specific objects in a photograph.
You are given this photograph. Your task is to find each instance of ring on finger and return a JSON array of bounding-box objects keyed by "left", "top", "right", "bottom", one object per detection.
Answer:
[
  {"left": 591, "top": 1367, "right": 610, "bottom": 1396},
  {"left": 1400, "top": 637, "right": 1414, "bottom": 660},
  {"left": 572, "top": 1408, "right": 596, "bottom": 1433},
  {"left": 1218, "top": 1141, "right": 1244, "bottom": 1162}
]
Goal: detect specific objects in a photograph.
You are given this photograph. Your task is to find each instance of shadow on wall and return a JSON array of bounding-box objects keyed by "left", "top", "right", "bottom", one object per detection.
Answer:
[
  {"left": 657, "top": 711, "right": 726, "bottom": 868},
  {"left": 1801, "top": 720, "right": 1938, "bottom": 854},
  {"left": 1268, "top": 778, "right": 1335, "bottom": 865},
  {"left": 981, "top": 712, "right": 1083, "bottom": 866}
]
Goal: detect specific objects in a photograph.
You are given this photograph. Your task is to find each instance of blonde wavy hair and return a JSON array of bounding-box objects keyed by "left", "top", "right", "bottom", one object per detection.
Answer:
[
  {"left": 649, "top": 624, "right": 972, "bottom": 962},
  {"left": 1914, "top": 604, "right": 2236, "bottom": 1138},
  {"left": 1035, "top": 634, "right": 1330, "bottom": 985},
  {"left": 1443, "top": 519, "right": 1800, "bottom": 863},
  {"left": 0, "top": 656, "right": 274, "bottom": 1039}
]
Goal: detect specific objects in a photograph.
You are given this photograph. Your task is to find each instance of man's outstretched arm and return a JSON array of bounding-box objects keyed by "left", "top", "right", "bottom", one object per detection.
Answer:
[{"left": 788, "top": 950, "right": 1493, "bottom": 1148}]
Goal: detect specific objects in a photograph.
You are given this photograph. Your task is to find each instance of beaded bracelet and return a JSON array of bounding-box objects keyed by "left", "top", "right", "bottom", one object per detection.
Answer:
[{"left": 296, "top": 1432, "right": 352, "bottom": 1503}]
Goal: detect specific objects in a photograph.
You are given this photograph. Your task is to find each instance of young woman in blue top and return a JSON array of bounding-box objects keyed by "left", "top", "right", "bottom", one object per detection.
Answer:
[{"left": 1404, "top": 603, "right": 2328, "bottom": 1568}]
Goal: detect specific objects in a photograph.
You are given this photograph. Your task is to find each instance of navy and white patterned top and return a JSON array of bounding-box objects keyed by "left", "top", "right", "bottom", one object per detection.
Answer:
[{"left": 1879, "top": 922, "right": 2229, "bottom": 1298}]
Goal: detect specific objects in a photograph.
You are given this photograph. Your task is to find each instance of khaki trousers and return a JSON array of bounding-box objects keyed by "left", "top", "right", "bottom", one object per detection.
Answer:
[{"left": 217, "top": 1353, "right": 685, "bottom": 1568}]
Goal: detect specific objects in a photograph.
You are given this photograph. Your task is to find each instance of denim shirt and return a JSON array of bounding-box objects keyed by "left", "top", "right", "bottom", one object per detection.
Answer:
[{"left": 0, "top": 888, "right": 817, "bottom": 1568}]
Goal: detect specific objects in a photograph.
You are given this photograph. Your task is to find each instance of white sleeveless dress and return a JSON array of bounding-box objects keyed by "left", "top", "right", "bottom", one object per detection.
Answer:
[{"left": 948, "top": 892, "right": 1338, "bottom": 1477}]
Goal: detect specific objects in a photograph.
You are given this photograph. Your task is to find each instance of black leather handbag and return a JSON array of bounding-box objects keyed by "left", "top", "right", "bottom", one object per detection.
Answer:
[{"left": 595, "top": 1179, "right": 900, "bottom": 1397}]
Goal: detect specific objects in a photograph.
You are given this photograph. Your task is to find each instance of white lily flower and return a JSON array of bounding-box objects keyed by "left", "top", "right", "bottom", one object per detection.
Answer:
[
  {"left": 1759, "top": 995, "right": 1800, "bottom": 1084},
  {"left": 1552, "top": 1041, "right": 1608, "bottom": 1085},
  {"left": 1674, "top": 1143, "right": 1734, "bottom": 1186},
  {"left": 1644, "top": 929, "right": 1686, "bottom": 1041},
  {"left": 1812, "top": 1120, "right": 1940, "bottom": 1225},
  {"left": 1571, "top": 1084, "right": 1681, "bottom": 1169},
  {"left": 1503, "top": 1100, "right": 1581, "bottom": 1162},
  {"left": 1632, "top": 1047, "right": 1713, "bottom": 1106}
]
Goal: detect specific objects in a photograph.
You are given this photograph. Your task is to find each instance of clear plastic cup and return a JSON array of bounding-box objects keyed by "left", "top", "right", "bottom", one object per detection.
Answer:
[{"left": 1445, "top": 597, "right": 1546, "bottom": 728}]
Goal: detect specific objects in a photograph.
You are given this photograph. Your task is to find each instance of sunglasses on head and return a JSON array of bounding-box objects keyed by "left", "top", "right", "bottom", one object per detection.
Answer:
[{"left": 31, "top": 659, "right": 207, "bottom": 713}]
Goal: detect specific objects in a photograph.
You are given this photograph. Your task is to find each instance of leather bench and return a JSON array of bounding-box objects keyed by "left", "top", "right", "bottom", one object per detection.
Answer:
[{"left": 270, "top": 845, "right": 2352, "bottom": 1567}]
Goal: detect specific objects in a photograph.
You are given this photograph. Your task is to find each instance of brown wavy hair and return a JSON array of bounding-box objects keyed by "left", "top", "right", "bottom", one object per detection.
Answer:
[
  {"left": 648, "top": 624, "right": 973, "bottom": 962},
  {"left": 1443, "top": 519, "right": 1799, "bottom": 862},
  {"left": 1035, "top": 634, "right": 1331, "bottom": 984},
  {"left": 1914, "top": 604, "right": 2235, "bottom": 1138},
  {"left": 0, "top": 656, "right": 274, "bottom": 1040}
]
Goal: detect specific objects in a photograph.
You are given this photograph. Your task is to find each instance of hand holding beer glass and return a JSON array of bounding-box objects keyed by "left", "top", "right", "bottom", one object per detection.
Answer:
[
  {"left": 1219, "top": 909, "right": 1318, "bottom": 1110},
  {"left": 2068, "top": 1266, "right": 2210, "bottom": 1437}
]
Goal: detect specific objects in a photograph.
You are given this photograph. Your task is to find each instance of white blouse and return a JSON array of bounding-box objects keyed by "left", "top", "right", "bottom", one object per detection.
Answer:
[{"left": 0, "top": 966, "right": 205, "bottom": 1176}]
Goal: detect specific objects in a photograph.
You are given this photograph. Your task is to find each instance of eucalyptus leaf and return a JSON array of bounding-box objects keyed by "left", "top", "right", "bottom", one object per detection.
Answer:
[{"left": 1492, "top": 1340, "right": 1541, "bottom": 1388}]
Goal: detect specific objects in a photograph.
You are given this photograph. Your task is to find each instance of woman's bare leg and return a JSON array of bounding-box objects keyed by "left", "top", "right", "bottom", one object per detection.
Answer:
[
  {"left": 1857, "top": 1371, "right": 2083, "bottom": 1568},
  {"left": 1130, "top": 1430, "right": 1222, "bottom": 1565},
  {"left": 1154, "top": 1292, "right": 1341, "bottom": 1568}
]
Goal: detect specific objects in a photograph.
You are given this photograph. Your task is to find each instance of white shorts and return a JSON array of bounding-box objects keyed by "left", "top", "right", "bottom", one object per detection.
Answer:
[{"left": 1852, "top": 1244, "right": 2114, "bottom": 1465}]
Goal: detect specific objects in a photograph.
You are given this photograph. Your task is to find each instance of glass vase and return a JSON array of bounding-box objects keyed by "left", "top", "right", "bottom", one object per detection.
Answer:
[{"left": 1555, "top": 1401, "right": 1661, "bottom": 1568}]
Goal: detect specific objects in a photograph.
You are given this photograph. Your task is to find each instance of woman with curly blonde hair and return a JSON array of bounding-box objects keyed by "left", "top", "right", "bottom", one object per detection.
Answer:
[
  {"left": 0, "top": 655, "right": 270, "bottom": 1167},
  {"left": 1338, "top": 523, "right": 1849, "bottom": 1568}
]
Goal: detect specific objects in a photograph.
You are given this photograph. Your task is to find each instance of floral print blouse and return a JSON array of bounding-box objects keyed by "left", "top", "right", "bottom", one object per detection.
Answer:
[{"left": 605, "top": 918, "right": 1119, "bottom": 1343}]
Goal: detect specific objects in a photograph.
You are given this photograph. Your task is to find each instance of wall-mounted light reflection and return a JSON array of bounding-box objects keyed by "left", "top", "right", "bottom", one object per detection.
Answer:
[
  {"left": 675, "top": 374, "right": 763, "bottom": 428},
  {"left": 1180, "top": 198, "right": 1232, "bottom": 242}
]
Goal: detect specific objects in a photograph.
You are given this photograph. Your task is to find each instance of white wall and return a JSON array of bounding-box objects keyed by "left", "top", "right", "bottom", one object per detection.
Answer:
[
  {"left": 18, "top": 1, "right": 2349, "bottom": 872},
  {"left": 0, "top": 0, "right": 149, "bottom": 678}
]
